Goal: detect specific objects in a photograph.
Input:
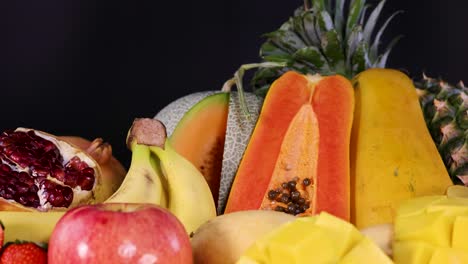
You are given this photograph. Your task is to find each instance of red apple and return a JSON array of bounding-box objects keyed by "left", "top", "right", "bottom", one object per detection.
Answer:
[{"left": 48, "top": 203, "right": 192, "bottom": 264}]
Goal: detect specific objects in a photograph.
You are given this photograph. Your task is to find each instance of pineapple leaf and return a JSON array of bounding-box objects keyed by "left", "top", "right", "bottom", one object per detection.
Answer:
[
  {"left": 293, "top": 46, "right": 330, "bottom": 71},
  {"left": 375, "top": 35, "right": 402, "bottom": 67},
  {"left": 346, "top": 25, "right": 363, "bottom": 73},
  {"left": 363, "top": 0, "right": 386, "bottom": 45},
  {"left": 260, "top": 42, "right": 293, "bottom": 63},
  {"left": 318, "top": 10, "right": 335, "bottom": 31},
  {"left": 370, "top": 10, "right": 403, "bottom": 62},
  {"left": 251, "top": 67, "right": 284, "bottom": 92},
  {"left": 322, "top": 29, "right": 346, "bottom": 74},
  {"left": 292, "top": 15, "right": 315, "bottom": 47},
  {"left": 312, "top": 0, "right": 326, "bottom": 12},
  {"left": 315, "top": 10, "right": 346, "bottom": 73},
  {"left": 253, "top": 85, "right": 271, "bottom": 98},
  {"left": 346, "top": 0, "right": 366, "bottom": 39},
  {"left": 359, "top": 4, "right": 371, "bottom": 25},
  {"left": 302, "top": 11, "right": 322, "bottom": 47},
  {"left": 334, "top": 0, "right": 346, "bottom": 37},
  {"left": 264, "top": 29, "right": 307, "bottom": 54},
  {"left": 351, "top": 40, "right": 370, "bottom": 74},
  {"left": 326, "top": 0, "right": 332, "bottom": 14}
]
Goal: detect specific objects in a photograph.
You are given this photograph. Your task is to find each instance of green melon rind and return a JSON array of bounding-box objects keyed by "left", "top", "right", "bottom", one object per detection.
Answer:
[
  {"left": 218, "top": 92, "right": 263, "bottom": 214},
  {"left": 170, "top": 92, "right": 230, "bottom": 140},
  {"left": 154, "top": 91, "right": 217, "bottom": 136}
]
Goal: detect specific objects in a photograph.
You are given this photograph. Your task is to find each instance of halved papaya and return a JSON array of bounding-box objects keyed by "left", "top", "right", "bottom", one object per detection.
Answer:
[
  {"left": 169, "top": 92, "right": 230, "bottom": 204},
  {"left": 224, "top": 71, "right": 313, "bottom": 213},
  {"left": 225, "top": 71, "right": 354, "bottom": 221}
]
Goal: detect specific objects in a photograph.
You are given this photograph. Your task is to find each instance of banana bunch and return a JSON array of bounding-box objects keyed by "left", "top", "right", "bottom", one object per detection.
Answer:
[
  {"left": 107, "top": 118, "right": 217, "bottom": 234},
  {"left": 0, "top": 118, "right": 217, "bottom": 243}
]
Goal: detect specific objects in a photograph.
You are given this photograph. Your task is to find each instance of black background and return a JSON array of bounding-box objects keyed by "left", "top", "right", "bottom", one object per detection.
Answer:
[{"left": 0, "top": 0, "right": 467, "bottom": 168}]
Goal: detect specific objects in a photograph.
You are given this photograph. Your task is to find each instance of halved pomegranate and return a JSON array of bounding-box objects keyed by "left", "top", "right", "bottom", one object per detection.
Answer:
[{"left": 0, "top": 128, "right": 108, "bottom": 211}]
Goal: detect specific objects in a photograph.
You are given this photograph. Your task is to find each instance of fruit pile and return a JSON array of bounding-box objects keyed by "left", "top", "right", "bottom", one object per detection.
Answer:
[{"left": 1, "top": 0, "right": 468, "bottom": 263}]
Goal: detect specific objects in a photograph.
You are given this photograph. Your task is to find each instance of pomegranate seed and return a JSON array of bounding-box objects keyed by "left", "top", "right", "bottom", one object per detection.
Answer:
[
  {"left": 0, "top": 164, "right": 11, "bottom": 172},
  {"left": 3, "top": 192, "right": 13, "bottom": 200},
  {"left": 16, "top": 182, "right": 29, "bottom": 193},
  {"left": 47, "top": 192, "right": 64, "bottom": 207},
  {"left": 51, "top": 167, "right": 65, "bottom": 182},
  {"left": 62, "top": 187, "right": 73, "bottom": 204},
  {"left": 30, "top": 166, "right": 49, "bottom": 178},
  {"left": 29, "top": 184, "right": 39, "bottom": 193},
  {"left": 78, "top": 174, "right": 95, "bottom": 191}
]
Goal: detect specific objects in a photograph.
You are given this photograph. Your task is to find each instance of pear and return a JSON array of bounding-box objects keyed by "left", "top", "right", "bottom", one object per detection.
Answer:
[{"left": 190, "top": 210, "right": 295, "bottom": 264}]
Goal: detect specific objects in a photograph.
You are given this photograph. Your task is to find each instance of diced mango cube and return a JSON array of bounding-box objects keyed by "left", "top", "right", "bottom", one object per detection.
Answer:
[
  {"left": 313, "top": 212, "right": 363, "bottom": 256},
  {"left": 395, "top": 210, "right": 452, "bottom": 247},
  {"left": 238, "top": 212, "right": 371, "bottom": 264},
  {"left": 397, "top": 196, "right": 446, "bottom": 218},
  {"left": 339, "top": 237, "right": 393, "bottom": 264},
  {"left": 452, "top": 215, "right": 468, "bottom": 251},
  {"left": 240, "top": 216, "right": 338, "bottom": 264},
  {"left": 393, "top": 241, "right": 435, "bottom": 264},
  {"left": 429, "top": 247, "right": 468, "bottom": 264}
]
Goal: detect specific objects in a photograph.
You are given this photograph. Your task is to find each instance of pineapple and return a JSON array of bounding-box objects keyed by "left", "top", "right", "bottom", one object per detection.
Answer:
[
  {"left": 248, "top": 0, "right": 468, "bottom": 185},
  {"left": 415, "top": 76, "right": 468, "bottom": 184}
]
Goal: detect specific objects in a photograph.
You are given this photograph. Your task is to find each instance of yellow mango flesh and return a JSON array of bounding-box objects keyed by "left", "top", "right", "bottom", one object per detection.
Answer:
[
  {"left": 393, "top": 241, "right": 435, "bottom": 264},
  {"left": 393, "top": 195, "right": 468, "bottom": 264},
  {"left": 238, "top": 212, "right": 390, "bottom": 264},
  {"left": 351, "top": 69, "right": 452, "bottom": 228},
  {"left": 452, "top": 215, "right": 468, "bottom": 251},
  {"left": 429, "top": 247, "right": 468, "bottom": 264},
  {"left": 395, "top": 210, "right": 453, "bottom": 247},
  {"left": 339, "top": 237, "right": 393, "bottom": 264}
]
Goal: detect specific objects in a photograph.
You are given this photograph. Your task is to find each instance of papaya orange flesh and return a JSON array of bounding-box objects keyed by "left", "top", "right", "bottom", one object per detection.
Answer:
[
  {"left": 313, "top": 75, "right": 354, "bottom": 221},
  {"left": 170, "top": 93, "right": 229, "bottom": 204},
  {"left": 260, "top": 104, "right": 319, "bottom": 215},
  {"left": 225, "top": 71, "right": 312, "bottom": 213}
]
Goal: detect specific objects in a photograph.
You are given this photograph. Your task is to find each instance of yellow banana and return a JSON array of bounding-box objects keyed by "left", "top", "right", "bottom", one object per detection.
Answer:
[
  {"left": 0, "top": 211, "right": 65, "bottom": 243},
  {"left": 105, "top": 143, "right": 167, "bottom": 207},
  {"left": 105, "top": 119, "right": 168, "bottom": 207},
  {"left": 151, "top": 141, "right": 216, "bottom": 235}
]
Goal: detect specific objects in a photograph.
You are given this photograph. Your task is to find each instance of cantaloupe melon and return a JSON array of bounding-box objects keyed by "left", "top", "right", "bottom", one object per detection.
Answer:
[
  {"left": 155, "top": 91, "right": 262, "bottom": 210},
  {"left": 168, "top": 93, "right": 229, "bottom": 203},
  {"left": 155, "top": 91, "right": 217, "bottom": 135}
]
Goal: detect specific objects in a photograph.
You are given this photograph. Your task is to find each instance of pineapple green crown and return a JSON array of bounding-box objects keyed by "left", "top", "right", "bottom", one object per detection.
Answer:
[{"left": 251, "top": 0, "right": 401, "bottom": 94}]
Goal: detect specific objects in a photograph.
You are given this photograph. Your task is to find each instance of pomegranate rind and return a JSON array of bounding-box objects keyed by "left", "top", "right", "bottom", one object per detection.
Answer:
[{"left": 57, "top": 136, "right": 126, "bottom": 200}]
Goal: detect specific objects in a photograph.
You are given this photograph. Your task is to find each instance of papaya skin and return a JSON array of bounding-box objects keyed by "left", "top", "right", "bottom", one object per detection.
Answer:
[
  {"left": 225, "top": 71, "right": 313, "bottom": 213},
  {"left": 351, "top": 68, "right": 453, "bottom": 228}
]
